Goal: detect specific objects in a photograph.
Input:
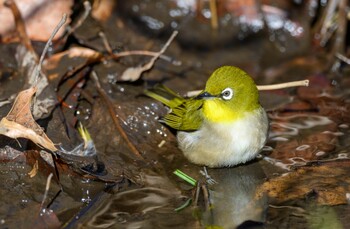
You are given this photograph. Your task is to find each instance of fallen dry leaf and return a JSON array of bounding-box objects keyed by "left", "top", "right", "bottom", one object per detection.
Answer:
[{"left": 0, "top": 87, "right": 57, "bottom": 152}]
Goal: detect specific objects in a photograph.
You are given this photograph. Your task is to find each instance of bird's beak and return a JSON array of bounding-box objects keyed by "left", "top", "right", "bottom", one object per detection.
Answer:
[{"left": 195, "top": 91, "right": 215, "bottom": 100}]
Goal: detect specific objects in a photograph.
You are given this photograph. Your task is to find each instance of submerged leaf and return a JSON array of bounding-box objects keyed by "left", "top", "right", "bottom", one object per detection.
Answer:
[{"left": 256, "top": 165, "right": 350, "bottom": 205}]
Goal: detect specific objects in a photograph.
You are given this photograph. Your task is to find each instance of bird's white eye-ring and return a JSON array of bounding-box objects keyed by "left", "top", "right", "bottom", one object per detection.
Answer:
[{"left": 221, "top": 88, "right": 234, "bottom": 100}]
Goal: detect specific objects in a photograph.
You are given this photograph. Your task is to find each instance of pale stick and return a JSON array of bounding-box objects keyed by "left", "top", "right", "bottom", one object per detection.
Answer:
[{"left": 186, "top": 79, "right": 309, "bottom": 97}]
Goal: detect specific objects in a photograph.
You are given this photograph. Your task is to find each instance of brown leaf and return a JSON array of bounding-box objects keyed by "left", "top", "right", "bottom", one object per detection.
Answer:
[{"left": 0, "top": 87, "right": 57, "bottom": 152}]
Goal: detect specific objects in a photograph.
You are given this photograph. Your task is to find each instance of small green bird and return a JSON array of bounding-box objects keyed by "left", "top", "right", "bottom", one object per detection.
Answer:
[{"left": 145, "top": 66, "right": 269, "bottom": 168}]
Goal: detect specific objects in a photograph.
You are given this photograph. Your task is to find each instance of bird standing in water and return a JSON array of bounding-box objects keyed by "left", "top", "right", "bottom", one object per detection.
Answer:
[{"left": 145, "top": 66, "right": 268, "bottom": 168}]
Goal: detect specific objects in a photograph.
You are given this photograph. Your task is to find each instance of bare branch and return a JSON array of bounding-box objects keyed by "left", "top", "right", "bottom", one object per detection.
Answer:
[
  {"left": 257, "top": 80, "right": 309, "bottom": 91},
  {"left": 120, "top": 30, "right": 179, "bottom": 81},
  {"left": 35, "top": 14, "right": 67, "bottom": 85}
]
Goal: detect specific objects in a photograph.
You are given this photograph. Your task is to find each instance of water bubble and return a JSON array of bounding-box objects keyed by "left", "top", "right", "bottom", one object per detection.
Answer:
[
  {"left": 202, "top": 9, "right": 211, "bottom": 19},
  {"left": 132, "top": 4, "right": 139, "bottom": 12},
  {"left": 171, "top": 21, "right": 178, "bottom": 29},
  {"left": 169, "top": 9, "right": 182, "bottom": 17},
  {"left": 107, "top": 73, "right": 117, "bottom": 84}
]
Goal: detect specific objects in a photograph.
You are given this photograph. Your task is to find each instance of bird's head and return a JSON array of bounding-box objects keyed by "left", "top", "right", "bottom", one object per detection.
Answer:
[{"left": 196, "top": 66, "right": 260, "bottom": 122}]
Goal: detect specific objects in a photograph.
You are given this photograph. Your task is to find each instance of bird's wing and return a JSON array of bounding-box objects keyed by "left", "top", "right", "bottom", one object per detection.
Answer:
[
  {"left": 145, "top": 84, "right": 204, "bottom": 131},
  {"left": 163, "top": 99, "right": 203, "bottom": 131}
]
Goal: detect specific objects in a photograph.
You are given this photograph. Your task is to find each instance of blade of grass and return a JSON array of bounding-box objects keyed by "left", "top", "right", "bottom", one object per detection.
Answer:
[{"left": 173, "top": 169, "right": 197, "bottom": 186}]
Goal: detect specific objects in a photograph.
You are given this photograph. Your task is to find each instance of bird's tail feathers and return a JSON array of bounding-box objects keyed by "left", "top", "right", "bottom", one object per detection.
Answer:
[{"left": 144, "top": 84, "right": 183, "bottom": 108}]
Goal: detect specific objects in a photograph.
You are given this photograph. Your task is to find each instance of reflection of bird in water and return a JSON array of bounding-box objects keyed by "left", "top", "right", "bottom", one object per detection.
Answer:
[{"left": 199, "top": 162, "right": 267, "bottom": 228}]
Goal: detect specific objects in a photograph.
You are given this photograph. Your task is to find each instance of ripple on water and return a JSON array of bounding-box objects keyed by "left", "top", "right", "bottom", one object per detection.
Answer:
[
  {"left": 264, "top": 113, "right": 341, "bottom": 170},
  {"left": 268, "top": 114, "right": 333, "bottom": 138}
]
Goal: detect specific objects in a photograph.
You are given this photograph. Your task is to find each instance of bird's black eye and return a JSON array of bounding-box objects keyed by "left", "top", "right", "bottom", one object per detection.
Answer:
[{"left": 221, "top": 88, "right": 233, "bottom": 100}]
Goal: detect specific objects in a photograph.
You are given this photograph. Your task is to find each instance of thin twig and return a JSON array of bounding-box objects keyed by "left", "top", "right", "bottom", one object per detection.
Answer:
[
  {"left": 99, "top": 31, "right": 181, "bottom": 65},
  {"left": 98, "top": 31, "right": 113, "bottom": 54},
  {"left": 115, "top": 50, "right": 180, "bottom": 64},
  {"left": 91, "top": 71, "right": 143, "bottom": 159},
  {"left": 120, "top": 31, "right": 179, "bottom": 81},
  {"left": 209, "top": 0, "right": 218, "bottom": 30},
  {"left": 156, "top": 30, "right": 178, "bottom": 58},
  {"left": 116, "top": 50, "right": 180, "bottom": 65},
  {"left": 186, "top": 79, "right": 309, "bottom": 97},
  {"left": 336, "top": 53, "right": 350, "bottom": 65},
  {"left": 4, "top": 0, "right": 34, "bottom": 52},
  {"left": 193, "top": 183, "right": 201, "bottom": 206},
  {"left": 40, "top": 173, "right": 54, "bottom": 212},
  {"left": 257, "top": 79, "right": 309, "bottom": 90},
  {"left": 67, "top": 1, "right": 91, "bottom": 35},
  {"left": 201, "top": 183, "right": 211, "bottom": 211},
  {"left": 35, "top": 14, "right": 67, "bottom": 85}
]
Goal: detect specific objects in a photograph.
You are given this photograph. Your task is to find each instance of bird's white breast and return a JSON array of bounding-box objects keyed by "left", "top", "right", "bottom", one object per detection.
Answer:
[{"left": 177, "top": 107, "right": 268, "bottom": 168}]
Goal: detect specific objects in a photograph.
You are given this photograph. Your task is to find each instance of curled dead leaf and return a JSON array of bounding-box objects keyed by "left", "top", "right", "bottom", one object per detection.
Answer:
[{"left": 0, "top": 87, "right": 57, "bottom": 152}]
